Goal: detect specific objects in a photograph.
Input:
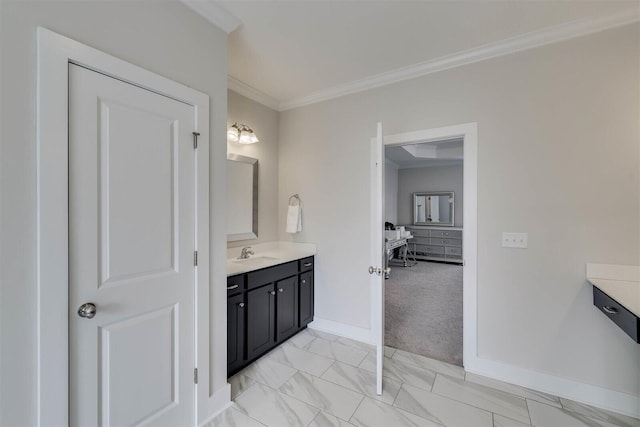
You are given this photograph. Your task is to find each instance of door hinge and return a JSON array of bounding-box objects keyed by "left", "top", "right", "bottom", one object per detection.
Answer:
[
  {"left": 192, "top": 131, "right": 200, "bottom": 149},
  {"left": 194, "top": 368, "right": 198, "bottom": 384},
  {"left": 194, "top": 251, "right": 198, "bottom": 266}
]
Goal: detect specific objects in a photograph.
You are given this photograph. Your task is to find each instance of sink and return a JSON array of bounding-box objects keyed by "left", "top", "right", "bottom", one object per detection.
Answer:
[{"left": 232, "top": 256, "right": 280, "bottom": 268}]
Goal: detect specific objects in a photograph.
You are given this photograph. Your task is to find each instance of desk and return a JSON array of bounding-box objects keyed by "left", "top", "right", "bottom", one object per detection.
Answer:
[{"left": 385, "top": 236, "right": 417, "bottom": 274}]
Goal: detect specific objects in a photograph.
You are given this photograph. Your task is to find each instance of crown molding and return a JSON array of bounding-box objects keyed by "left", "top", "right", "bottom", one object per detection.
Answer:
[
  {"left": 180, "top": 0, "right": 242, "bottom": 34},
  {"left": 228, "top": 76, "right": 281, "bottom": 111},
  {"left": 278, "top": 7, "right": 639, "bottom": 111}
]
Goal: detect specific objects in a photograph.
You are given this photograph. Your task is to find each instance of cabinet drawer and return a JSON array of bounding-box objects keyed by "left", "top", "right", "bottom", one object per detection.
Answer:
[
  {"left": 300, "top": 256, "right": 314, "bottom": 272},
  {"left": 408, "top": 229, "right": 430, "bottom": 237},
  {"left": 414, "top": 244, "right": 444, "bottom": 255},
  {"left": 227, "top": 274, "right": 245, "bottom": 297},
  {"left": 430, "top": 237, "right": 462, "bottom": 247},
  {"left": 247, "top": 261, "right": 298, "bottom": 290},
  {"left": 431, "top": 229, "right": 462, "bottom": 239},
  {"left": 411, "top": 236, "right": 430, "bottom": 245},
  {"left": 445, "top": 246, "right": 462, "bottom": 256},
  {"left": 593, "top": 286, "right": 639, "bottom": 343}
]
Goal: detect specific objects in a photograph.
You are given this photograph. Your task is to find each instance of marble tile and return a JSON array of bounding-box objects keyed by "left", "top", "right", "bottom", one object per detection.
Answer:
[
  {"left": 394, "top": 383, "right": 493, "bottom": 427},
  {"left": 234, "top": 383, "right": 319, "bottom": 427},
  {"left": 528, "top": 400, "right": 623, "bottom": 427},
  {"left": 306, "top": 328, "right": 340, "bottom": 341},
  {"left": 358, "top": 353, "right": 436, "bottom": 391},
  {"left": 335, "top": 336, "right": 376, "bottom": 353},
  {"left": 559, "top": 398, "right": 640, "bottom": 427},
  {"left": 493, "top": 413, "right": 532, "bottom": 427},
  {"left": 240, "top": 357, "right": 298, "bottom": 389},
  {"left": 287, "top": 330, "right": 317, "bottom": 349},
  {"left": 229, "top": 373, "right": 256, "bottom": 400},
  {"left": 320, "top": 361, "right": 402, "bottom": 405},
  {"left": 432, "top": 374, "right": 530, "bottom": 424},
  {"left": 206, "top": 406, "right": 266, "bottom": 427},
  {"left": 309, "top": 411, "right": 357, "bottom": 427},
  {"left": 266, "top": 342, "right": 334, "bottom": 377},
  {"left": 350, "top": 397, "right": 436, "bottom": 427},
  {"left": 304, "top": 337, "right": 369, "bottom": 366},
  {"left": 392, "top": 349, "right": 465, "bottom": 380},
  {"left": 280, "top": 372, "right": 364, "bottom": 421},
  {"left": 384, "top": 346, "right": 397, "bottom": 358},
  {"left": 465, "top": 372, "right": 561, "bottom": 408}
]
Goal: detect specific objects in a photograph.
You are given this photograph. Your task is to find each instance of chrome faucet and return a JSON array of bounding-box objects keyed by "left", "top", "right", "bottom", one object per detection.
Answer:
[{"left": 238, "top": 246, "right": 255, "bottom": 259}]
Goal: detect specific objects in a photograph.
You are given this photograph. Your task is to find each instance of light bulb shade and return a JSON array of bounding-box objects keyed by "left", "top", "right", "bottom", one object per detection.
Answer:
[
  {"left": 249, "top": 132, "right": 259, "bottom": 143},
  {"left": 238, "top": 131, "right": 253, "bottom": 144},
  {"left": 227, "top": 124, "right": 239, "bottom": 142}
]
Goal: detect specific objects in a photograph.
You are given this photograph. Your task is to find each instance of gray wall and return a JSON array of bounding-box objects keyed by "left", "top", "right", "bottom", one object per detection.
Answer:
[
  {"left": 228, "top": 90, "right": 280, "bottom": 248},
  {"left": 397, "top": 164, "right": 463, "bottom": 227},
  {"left": 0, "top": 2, "right": 229, "bottom": 424},
  {"left": 385, "top": 160, "right": 399, "bottom": 224},
  {"left": 279, "top": 24, "right": 640, "bottom": 396}
]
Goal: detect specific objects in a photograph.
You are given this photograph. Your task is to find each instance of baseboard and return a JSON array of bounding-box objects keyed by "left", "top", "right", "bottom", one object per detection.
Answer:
[
  {"left": 308, "top": 318, "right": 375, "bottom": 345},
  {"left": 465, "top": 356, "right": 640, "bottom": 418},
  {"left": 198, "top": 383, "right": 231, "bottom": 427}
]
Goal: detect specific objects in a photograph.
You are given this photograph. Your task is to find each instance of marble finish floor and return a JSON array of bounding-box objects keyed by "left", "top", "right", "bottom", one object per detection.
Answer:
[{"left": 207, "top": 329, "right": 639, "bottom": 427}]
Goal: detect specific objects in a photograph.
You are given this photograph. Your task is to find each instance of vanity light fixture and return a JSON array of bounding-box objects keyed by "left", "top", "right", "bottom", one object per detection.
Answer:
[{"left": 227, "top": 122, "right": 259, "bottom": 144}]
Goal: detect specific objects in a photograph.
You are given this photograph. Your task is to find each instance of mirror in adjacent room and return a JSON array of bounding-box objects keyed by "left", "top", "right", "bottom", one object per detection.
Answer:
[
  {"left": 227, "top": 153, "right": 258, "bottom": 241},
  {"left": 413, "top": 191, "right": 454, "bottom": 227}
]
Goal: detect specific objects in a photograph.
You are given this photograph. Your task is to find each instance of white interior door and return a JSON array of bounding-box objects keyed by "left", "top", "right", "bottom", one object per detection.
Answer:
[
  {"left": 68, "top": 64, "right": 197, "bottom": 426},
  {"left": 369, "top": 122, "right": 385, "bottom": 395}
]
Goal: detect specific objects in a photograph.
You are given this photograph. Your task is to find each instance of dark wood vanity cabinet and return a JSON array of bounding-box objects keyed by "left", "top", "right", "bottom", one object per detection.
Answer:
[{"left": 227, "top": 256, "right": 314, "bottom": 377}]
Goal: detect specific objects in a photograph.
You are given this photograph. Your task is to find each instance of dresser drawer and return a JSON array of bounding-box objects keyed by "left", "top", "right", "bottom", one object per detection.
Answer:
[
  {"left": 593, "top": 286, "right": 639, "bottom": 343},
  {"left": 227, "top": 274, "right": 245, "bottom": 297},
  {"left": 445, "top": 246, "right": 462, "bottom": 256},
  {"left": 408, "top": 229, "right": 430, "bottom": 237},
  {"left": 414, "top": 244, "right": 445, "bottom": 255},
  {"left": 430, "top": 238, "right": 462, "bottom": 247},
  {"left": 299, "top": 256, "right": 314, "bottom": 272},
  {"left": 431, "top": 229, "right": 462, "bottom": 239},
  {"left": 410, "top": 236, "right": 430, "bottom": 245}
]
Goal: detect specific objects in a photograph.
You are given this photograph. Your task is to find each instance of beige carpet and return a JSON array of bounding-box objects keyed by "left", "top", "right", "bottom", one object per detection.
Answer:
[{"left": 384, "top": 260, "right": 463, "bottom": 366}]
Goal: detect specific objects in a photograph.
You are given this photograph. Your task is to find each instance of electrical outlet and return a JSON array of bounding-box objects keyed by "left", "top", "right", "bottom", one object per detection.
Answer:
[{"left": 502, "top": 232, "right": 528, "bottom": 248}]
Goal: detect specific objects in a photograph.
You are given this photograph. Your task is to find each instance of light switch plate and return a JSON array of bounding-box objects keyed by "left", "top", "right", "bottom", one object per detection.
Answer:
[{"left": 502, "top": 232, "right": 528, "bottom": 248}]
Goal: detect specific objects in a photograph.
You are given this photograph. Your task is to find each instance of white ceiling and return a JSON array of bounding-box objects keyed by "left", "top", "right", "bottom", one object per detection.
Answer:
[
  {"left": 217, "top": 0, "right": 638, "bottom": 109},
  {"left": 386, "top": 139, "right": 464, "bottom": 169}
]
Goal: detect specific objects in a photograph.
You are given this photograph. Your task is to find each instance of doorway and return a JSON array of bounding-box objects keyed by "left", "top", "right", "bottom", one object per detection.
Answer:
[
  {"left": 384, "top": 139, "right": 464, "bottom": 365},
  {"left": 371, "top": 122, "right": 478, "bottom": 390}
]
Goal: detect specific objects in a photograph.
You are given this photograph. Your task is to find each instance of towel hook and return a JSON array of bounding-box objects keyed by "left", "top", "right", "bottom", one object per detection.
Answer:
[{"left": 288, "top": 194, "right": 300, "bottom": 206}]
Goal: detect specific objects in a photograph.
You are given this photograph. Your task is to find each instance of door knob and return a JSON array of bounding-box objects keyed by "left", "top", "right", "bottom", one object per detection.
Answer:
[{"left": 77, "top": 302, "right": 97, "bottom": 319}]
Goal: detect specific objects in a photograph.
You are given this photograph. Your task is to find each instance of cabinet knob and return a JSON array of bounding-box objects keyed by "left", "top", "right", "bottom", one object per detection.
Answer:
[
  {"left": 269, "top": 290, "right": 276, "bottom": 296},
  {"left": 301, "top": 280, "right": 306, "bottom": 284},
  {"left": 278, "top": 288, "right": 284, "bottom": 293},
  {"left": 238, "top": 302, "right": 245, "bottom": 308},
  {"left": 602, "top": 306, "right": 618, "bottom": 315}
]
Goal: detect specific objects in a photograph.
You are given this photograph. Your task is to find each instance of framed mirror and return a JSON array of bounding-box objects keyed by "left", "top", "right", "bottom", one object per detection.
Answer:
[
  {"left": 413, "top": 191, "right": 455, "bottom": 227},
  {"left": 227, "top": 153, "right": 258, "bottom": 241}
]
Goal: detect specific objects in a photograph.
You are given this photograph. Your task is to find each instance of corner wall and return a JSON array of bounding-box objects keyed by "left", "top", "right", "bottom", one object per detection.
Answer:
[
  {"left": 0, "top": 2, "right": 229, "bottom": 424},
  {"left": 278, "top": 23, "right": 640, "bottom": 404}
]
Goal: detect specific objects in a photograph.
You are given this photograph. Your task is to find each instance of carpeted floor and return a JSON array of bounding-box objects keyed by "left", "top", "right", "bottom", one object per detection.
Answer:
[{"left": 385, "top": 260, "right": 463, "bottom": 366}]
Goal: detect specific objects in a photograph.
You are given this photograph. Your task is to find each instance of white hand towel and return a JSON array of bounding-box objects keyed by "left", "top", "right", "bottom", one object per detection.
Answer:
[{"left": 286, "top": 204, "right": 302, "bottom": 234}]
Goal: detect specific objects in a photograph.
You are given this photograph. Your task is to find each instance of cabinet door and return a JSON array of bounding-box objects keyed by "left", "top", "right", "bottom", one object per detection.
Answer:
[
  {"left": 276, "top": 276, "right": 298, "bottom": 341},
  {"left": 227, "top": 293, "right": 246, "bottom": 375},
  {"left": 299, "top": 271, "right": 314, "bottom": 327},
  {"left": 246, "top": 284, "right": 276, "bottom": 361}
]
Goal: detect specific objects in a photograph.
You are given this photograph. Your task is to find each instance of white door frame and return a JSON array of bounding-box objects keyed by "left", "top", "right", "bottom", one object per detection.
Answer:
[
  {"left": 372, "top": 122, "right": 478, "bottom": 368},
  {"left": 36, "top": 28, "right": 210, "bottom": 426}
]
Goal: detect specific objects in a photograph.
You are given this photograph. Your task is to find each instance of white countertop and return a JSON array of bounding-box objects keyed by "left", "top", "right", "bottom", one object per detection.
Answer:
[
  {"left": 227, "top": 241, "right": 317, "bottom": 276},
  {"left": 586, "top": 263, "right": 640, "bottom": 317}
]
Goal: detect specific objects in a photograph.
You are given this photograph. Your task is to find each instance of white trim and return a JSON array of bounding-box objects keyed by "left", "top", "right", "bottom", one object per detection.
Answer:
[
  {"left": 278, "top": 8, "right": 639, "bottom": 111},
  {"left": 37, "top": 28, "right": 210, "bottom": 426},
  {"left": 179, "top": 0, "right": 241, "bottom": 34},
  {"left": 308, "top": 318, "right": 375, "bottom": 345},
  {"left": 374, "top": 122, "right": 478, "bottom": 371},
  {"left": 197, "top": 383, "right": 231, "bottom": 427},
  {"left": 465, "top": 357, "right": 640, "bottom": 418},
  {"left": 228, "top": 76, "right": 280, "bottom": 111}
]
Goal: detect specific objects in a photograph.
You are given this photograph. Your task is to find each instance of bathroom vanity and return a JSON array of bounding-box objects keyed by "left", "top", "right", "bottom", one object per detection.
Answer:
[{"left": 227, "top": 243, "right": 316, "bottom": 376}]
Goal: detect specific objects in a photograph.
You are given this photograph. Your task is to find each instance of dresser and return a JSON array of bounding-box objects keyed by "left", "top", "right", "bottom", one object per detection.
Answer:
[{"left": 403, "top": 225, "right": 463, "bottom": 264}]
